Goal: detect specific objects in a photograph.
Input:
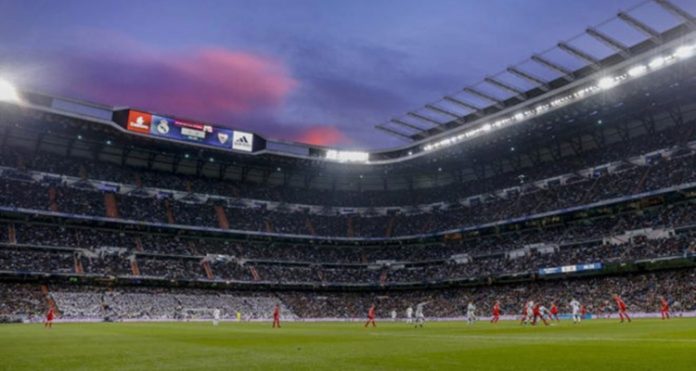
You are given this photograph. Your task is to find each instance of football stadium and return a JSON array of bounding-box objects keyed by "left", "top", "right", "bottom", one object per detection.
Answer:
[{"left": 1, "top": 0, "right": 696, "bottom": 370}]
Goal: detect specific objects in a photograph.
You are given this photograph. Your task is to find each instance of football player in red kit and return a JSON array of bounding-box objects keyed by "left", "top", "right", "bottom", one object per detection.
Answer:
[
  {"left": 550, "top": 303, "right": 559, "bottom": 322},
  {"left": 272, "top": 304, "right": 281, "bottom": 328},
  {"left": 532, "top": 303, "right": 549, "bottom": 326},
  {"left": 491, "top": 301, "right": 501, "bottom": 323},
  {"left": 613, "top": 294, "right": 631, "bottom": 323},
  {"left": 364, "top": 304, "right": 377, "bottom": 328},
  {"left": 659, "top": 296, "right": 670, "bottom": 320},
  {"left": 44, "top": 305, "right": 55, "bottom": 328}
]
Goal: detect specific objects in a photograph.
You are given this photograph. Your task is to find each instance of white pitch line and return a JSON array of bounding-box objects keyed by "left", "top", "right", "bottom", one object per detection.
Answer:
[{"left": 367, "top": 332, "right": 696, "bottom": 344}]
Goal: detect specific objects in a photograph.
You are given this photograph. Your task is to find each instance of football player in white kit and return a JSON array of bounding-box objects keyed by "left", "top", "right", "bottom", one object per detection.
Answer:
[
  {"left": 570, "top": 299, "right": 581, "bottom": 324},
  {"left": 391, "top": 310, "right": 397, "bottom": 322},
  {"left": 414, "top": 302, "right": 427, "bottom": 328},
  {"left": 466, "top": 302, "right": 477, "bottom": 325},
  {"left": 521, "top": 300, "right": 534, "bottom": 325},
  {"left": 212, "top": 308, "right": 221, "bottom": 326},
  {"left": 406, "top": 306, "right": 413, "bottom": 324}
]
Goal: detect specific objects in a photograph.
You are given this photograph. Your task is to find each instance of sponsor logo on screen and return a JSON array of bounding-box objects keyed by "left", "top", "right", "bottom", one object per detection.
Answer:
[
  {"left": 155, "top": 118, "right": 170, "bottom": 134},
  {"left": 125, "top": 110, "right": 244, "bottom": 151},
  {"left": 126, "top": 111, "right": 152, "bottom": 134},
  {"left": 232, "top": 131, "right": 254, "bottom": 152}
]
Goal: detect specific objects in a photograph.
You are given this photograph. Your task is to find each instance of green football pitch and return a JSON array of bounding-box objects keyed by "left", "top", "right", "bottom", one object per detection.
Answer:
[{"left": 0, "top": 319, "right": 694, "bottom": 370}]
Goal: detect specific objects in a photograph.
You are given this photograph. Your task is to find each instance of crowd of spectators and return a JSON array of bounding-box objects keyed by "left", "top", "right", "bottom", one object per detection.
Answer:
[
  {"left": 47, "top": 285, "right": 294, "bottom": 321},
  {"left": 2, "top": 214, "right": 694, "bottom": 285},
  {"left": 2, "top": 268, "right": 692, "bottom": 321},
  {"left": 0, "top": 149, "right": 694, "bottom": 237},
  {"left": 279, "top": 268, "right": 696, "bottom": 318},
  {"left": 0, "top": 246, "right": 74, "bottom": 274},
  {"left": 0, "top": 119, "right": 695, "bottom": 240},
  {"left": 0, "top": 283, "right": 47, "bottom": 321},
  {"left": 1, "top": 120, "right": 692, "bottom": 209}
]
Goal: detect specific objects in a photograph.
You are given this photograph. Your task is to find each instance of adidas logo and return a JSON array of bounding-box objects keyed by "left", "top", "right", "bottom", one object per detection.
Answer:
[{"left": 232, "top": 131, "right": 253, "bottom": 151}]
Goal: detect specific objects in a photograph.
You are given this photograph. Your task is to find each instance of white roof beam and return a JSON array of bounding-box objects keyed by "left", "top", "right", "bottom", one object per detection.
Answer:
[
  {"left": 506, "top": 67, "right": 550, "bottom": 91},
  {"left": 484, "top": 77, "right": 526, "bottom": 100},
  {"left": 391, "top": 119, "right": 426, "bottom": 132},
  {"left": 424, "top": 104, "right": 462, "bottom": 119},
  {"left": 443, "top": 96, "right": 484, "bottom": 116},
  {"left": 618, "top": 12, "right": 662, "bottom": 44},
  {"left": 557, "top": 42, "right": 601, "bottom": 69},
  {"left": 407, "top": 112, "right": 447, "bottom": 131},
  {"left": 586, "top": 27, "right": 631, "bottom": 58},
  {"left": 531, "top": 55, "right": 575, "bottom": 82},
  {"left": 462, "top": 87, "right": 505, "bottom": 109},
  {"left": 375, "top": 124, "right": 414, "bottom": 141},
  {"left": 655, "top": 0, "right": 696, "bottom": 29}
]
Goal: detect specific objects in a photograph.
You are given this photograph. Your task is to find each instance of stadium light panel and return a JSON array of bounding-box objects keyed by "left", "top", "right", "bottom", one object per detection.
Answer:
[
  {"left": 648, "top": 56, "right": 666, "bottom": 69},
  {"left": 0, "top": 79, "right": 19, "bottom": 102},
  {"left": 674, "top": 45, "right": 695, "bottom": 59},
  {"left": 628, "top": 65, "right": 647, "bottom": 77},
  {"left": 326, "top": 150, "right": 369, "bottom": 163},
  {"left": 597, "top": 77, "right": 617, "bottom": 90}
]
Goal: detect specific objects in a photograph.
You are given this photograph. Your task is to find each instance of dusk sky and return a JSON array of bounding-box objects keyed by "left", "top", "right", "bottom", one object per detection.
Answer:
[{"left": 0, "top": 0, "right": 662, "bottom": 149}]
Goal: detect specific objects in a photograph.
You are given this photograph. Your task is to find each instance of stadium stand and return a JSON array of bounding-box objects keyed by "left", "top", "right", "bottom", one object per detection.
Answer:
[{"left": 1, "top": 4, "right": 696, "bottom": 321}]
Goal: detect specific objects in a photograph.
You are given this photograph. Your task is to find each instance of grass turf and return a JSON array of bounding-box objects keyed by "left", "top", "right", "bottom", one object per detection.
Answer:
[{"left": 0, "top": 318, "right": 694, "bottom": 370}]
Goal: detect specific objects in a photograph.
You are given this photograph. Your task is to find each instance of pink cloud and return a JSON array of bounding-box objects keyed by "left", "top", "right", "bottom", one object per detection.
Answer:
[
  {"left": 43, "top": 46, "right": 297, "bottom": 124},
  {"left": 293, "top": 125, "right": 350, "bottom": 146}
]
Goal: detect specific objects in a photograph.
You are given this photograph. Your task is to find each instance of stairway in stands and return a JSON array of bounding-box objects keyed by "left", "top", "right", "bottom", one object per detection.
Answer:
[
  {"left": 249, "top": 266, "right": 261, "bottom": 281},
  {"left": 214, "top": 205, "right": 230, "bottom": 229},
  {"left": 420, "top": 215, "right": 434, "bottom": 234},
  {"left": 74, "top": 256, "right": 84, "bottom": 274},
  {"left": 347, "top": 216, "right": 354, "bottom": 237},
  {"left": 134, "top": 237, "right": 144, "bottom": 252},
  {"left": 130, "top": 257, "right": 141, "bottom": 276},
  {"left": 7, "top": 223, "right": 16, "bottom": 244},
  {"left": 104, "top": 193, "right": 119, "bottom": 218},
  {"left": 580, "top": 176, "right": 601, "bottom": 204},
  {"left": 165, "top": 200, "right": 175, "bottom": 224},
  {"left": 634, "top": 166, "right": 652, "bottom": 194},
  {"left": 305, "top": 217, "right": 316, "bottom": 236},
  {"left": 48, "top": 186, "right": 59, "bottom": 212},
  {"left": 40, "top": 285, "right": 57, "bottom": 311},
  {"left": 202, "top": 261, "right": 214, "bottom": 279},
  {"left": 379, "top": 270, "right": 388, "bottom": 287},
  {"left": 385, "top": 216, "right": 396, "bottom": 237}
]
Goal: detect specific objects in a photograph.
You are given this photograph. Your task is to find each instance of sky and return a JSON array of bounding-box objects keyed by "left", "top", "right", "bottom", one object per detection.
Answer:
[{"left": 0, "top": 0, "right": 663, "bottom": 149}]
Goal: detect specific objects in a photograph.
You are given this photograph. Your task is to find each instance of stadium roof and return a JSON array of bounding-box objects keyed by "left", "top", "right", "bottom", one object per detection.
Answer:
[
  {"left": 375, "top": 0, "right": 696, "bottom": 144},
  {"left": 3, "top": 0, "right": 696, "bottom": 169}
]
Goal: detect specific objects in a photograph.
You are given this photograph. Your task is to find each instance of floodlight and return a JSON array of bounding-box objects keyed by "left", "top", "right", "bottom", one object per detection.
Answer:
[
  {"left": 674, "top": 45, "right": 694, "bottom": 59},
  {"left": 597, "top": 77, "right": 616, "bottom": 90},
  {"left": 0, "top": 79, "right": 19, "bottom": 102},
  {"left": 648, "top": 56, "right": 665, "bottom": 69},
  {"left": 627, "top": 65, "right": 647, "bottom": 77}
]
